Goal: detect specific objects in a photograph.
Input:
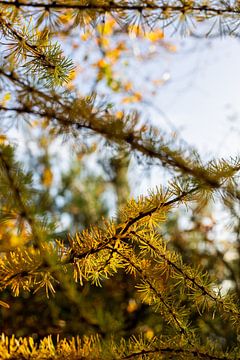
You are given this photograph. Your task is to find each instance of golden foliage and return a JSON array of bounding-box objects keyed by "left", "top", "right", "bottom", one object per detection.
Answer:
[{"left": 0, "top": 1, "right": 239, "bottom": 358}]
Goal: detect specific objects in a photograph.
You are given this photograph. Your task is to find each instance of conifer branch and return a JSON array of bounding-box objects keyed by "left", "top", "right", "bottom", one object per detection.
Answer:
[
  {"left": 0, "top": 0, "right": 239, "bottom": 353},
  {"left": 122, "top": 347, "right": 230, "bottom": 360},
  {"left": 118, "top": 187, "right": 198, "bottom": 235},
  {"left": 0, "top": 145, "right": 43, "bottom": 248},
  {"left": 0, "top": 333, "right": 236, "bottom": 360},
  {"left": 0, "top": 10, "right": 73, "bottom": 85},
  {"left": 0, "top": 182, "right": 239, "bottom": 337},
  {"left": 1, "top": 68, "right": 240, "bottom": 195},
  {"left": 111, "top": 246, "right": 189, "bottom": 334},
  {"left": 0, "top": 94, "right": 239, "bottom": 197},
  {"left": 0, "top": 0, "right": 239, "bottom": 17},
  {"left": 68, "top": 186, "right": 199, "bottom": 265},
  {"left": 132, "top": 231, "right": 240, "bottom": 323},
  {"left": 1, "top": 0, "right": 240, "bottom": 36},
  {"left": 0, "top": 186, "right": 197, "bottom": 296}
]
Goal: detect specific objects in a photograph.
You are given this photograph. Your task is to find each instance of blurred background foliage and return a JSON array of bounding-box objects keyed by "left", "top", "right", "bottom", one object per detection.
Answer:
[{"left": 0, "top": 2, "right": 239, "bottom": 355}]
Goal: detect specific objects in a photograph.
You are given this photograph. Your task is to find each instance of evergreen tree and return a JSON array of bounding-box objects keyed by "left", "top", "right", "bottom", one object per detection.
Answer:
[{"left": 0, "top": 1, "right": 239, "bottom": 358}]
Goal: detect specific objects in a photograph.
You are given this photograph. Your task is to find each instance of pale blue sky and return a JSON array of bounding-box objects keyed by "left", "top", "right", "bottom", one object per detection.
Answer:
[
  {"left": 152, "top": 36, "right": 240, "bottom": 158},
  {"left": 120, "top": 35, "right": 240, "bottom": 195}
]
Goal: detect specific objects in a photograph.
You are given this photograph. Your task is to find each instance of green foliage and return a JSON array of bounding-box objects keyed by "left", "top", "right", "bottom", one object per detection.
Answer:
[{"left": 0, "top": 1, "right": 239, "bottom": 359}]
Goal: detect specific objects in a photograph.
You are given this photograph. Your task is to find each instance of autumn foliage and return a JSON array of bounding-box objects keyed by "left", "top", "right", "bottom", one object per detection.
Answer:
[{"left": 0, "top": 1, "right": 239, "bottom": 359}]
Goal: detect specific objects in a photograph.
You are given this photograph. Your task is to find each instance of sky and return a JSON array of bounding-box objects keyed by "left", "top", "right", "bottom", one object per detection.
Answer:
[
  {"left": 126, "top": 34, "right": 240, "bottom": 196},
  {"left": 152, "top": 36, "right": 240, "bottom": 159},
  {"left": 128, "top": 35, "right": 240, "bottom": 253}
]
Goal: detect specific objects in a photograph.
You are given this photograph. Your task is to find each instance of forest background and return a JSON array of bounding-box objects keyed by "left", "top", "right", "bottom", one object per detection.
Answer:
[{"left": 0, "top": 1, "right": 239, "bottom": 359}]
